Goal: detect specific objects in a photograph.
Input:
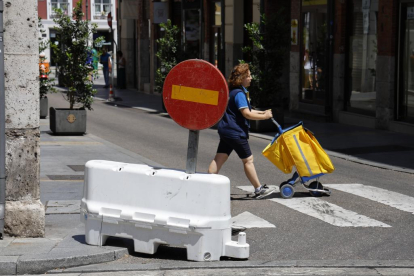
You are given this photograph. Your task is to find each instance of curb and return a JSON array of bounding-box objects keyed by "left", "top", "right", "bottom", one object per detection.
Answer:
[
  {"left": 0, "top": 248, "right": 128, "bottom": 275},
  {"left": 49, "top": 260, "right": 414, "bottom": 274}
]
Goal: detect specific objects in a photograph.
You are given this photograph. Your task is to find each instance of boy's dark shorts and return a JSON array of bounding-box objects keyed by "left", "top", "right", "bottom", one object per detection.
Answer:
[{"left": 216, "top": 137, "right": 252, "bottom": 159}]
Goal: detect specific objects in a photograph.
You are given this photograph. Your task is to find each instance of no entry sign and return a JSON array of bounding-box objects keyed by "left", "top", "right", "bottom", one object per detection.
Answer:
[{"left": 163, "top": 60, "right": 229, "bottom": 130}]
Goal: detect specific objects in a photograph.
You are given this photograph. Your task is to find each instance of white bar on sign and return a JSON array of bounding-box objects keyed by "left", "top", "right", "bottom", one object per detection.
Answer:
[
  {"left": 324, "top": 184, "right": 414, "bottom": 215},
  {"left": 269, "top": 198, "right": 391, "bottom": 228}
]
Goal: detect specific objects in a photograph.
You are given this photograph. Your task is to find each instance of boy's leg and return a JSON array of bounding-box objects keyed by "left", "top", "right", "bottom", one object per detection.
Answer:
[
  {"left": 242, "top": 155, "right": 261, "bottom": 189},
  {"left": 208, "top": 153, "right": 228, "bottom": 174}
]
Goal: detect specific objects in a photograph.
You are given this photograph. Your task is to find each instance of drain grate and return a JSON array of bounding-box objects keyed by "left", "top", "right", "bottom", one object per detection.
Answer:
[
  {"left": 331, "top": 145, "right": 414, "bottom": 155},
  {"left": 47, "top": 175, "right": 84, "bottom": 180},
  {"left": 67, "top": 165, "right": 85, "bottom": 172}
]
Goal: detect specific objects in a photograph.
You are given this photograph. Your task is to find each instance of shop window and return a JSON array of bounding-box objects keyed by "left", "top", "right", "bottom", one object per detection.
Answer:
[
  {"left": 347, "top": 0, "right": 378, "bottom": 115},
  {"left": 397, "top": 3, "right": 414, "bottom": 123},
  {"left": 210, "top": 1, "right": 223, "bottom": 69},
  {"left": 301, "top": 8, "right": 328, "bottom": 105}
]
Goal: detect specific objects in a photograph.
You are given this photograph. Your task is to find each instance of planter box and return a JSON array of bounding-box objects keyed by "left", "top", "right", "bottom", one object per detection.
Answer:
[
  {"left": 40, "top": 97, "right": 48, "bottom": 118},
  {"left": 249, "top": 107, "right": 284, "bottom": 133},
  {"left": 49, "top": 107, "right": 87, "bottom": 135}
]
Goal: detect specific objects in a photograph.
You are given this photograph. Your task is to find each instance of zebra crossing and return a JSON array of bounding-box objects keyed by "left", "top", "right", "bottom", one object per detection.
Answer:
[{"left": 236, "top": 183, "right": 414, "bottom": 228}]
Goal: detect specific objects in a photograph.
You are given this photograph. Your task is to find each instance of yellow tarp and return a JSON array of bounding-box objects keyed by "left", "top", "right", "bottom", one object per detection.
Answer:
[{"left": 262, "top": 124, "right": 334, "bottom": 177}]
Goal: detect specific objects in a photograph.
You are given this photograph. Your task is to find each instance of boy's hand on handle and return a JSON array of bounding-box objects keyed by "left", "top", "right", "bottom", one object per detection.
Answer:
[{"left": 264, "top": 109, "right": 273, "bottom": 119}]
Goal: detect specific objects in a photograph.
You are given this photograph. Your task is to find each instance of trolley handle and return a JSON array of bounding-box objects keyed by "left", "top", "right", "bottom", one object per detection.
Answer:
[{"left": 271, "top": 117, "right": 283, "bottom": 134}]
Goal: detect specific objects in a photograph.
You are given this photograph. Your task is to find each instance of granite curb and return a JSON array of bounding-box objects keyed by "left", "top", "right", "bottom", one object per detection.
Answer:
[
  {"left": 49, "top": 260, "right": 414, "bottom": 274},
  {"left": 0, "top": 247, "right": 128, "bottom": 275}
]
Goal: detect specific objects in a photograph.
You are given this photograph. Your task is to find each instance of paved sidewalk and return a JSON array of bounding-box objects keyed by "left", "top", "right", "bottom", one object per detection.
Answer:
[
  {"left": 2, "top": 76, "right": 414, "bottom": 275},
  {"left": 0, "top": 119, "right": 163, "bottom": 275}
]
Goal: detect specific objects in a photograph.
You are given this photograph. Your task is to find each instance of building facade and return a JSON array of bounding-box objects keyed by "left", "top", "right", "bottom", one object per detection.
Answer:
[
  {"left": 117, "top": 0, "right": 284, "bottom": 92},
  {"left": 290, "top": 0, "right": 414, "bottom": 134},
  {"left": 38, "top": 0, "right": 118, "bottom": 65},
  {"left": 117, "top": 0, "right": 413, "bottom": 134}
]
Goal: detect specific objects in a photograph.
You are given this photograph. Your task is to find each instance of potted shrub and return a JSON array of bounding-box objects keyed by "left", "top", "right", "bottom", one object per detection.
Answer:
[
  {"left": 241, "top": 10, "right": 290, "bottom": 132},
  {"left": 49, "top": 0, "right": 102, "bottom": 135},
  {"left": 38, "top": 18, "right": 56, "bottom": 118}
]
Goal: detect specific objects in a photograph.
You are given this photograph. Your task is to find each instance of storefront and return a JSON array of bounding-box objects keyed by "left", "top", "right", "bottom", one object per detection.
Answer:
[
  {"left": 397, "top": 1, "right": 414, "bottom": 124},
  {"left": 290, "top": 0, "right": 334, "bottom": 117},
  {"left": 290, "top": 0, "right": 414, "bottom": 134},
  {"left": 346, "top": 0, "right": 378, "bottom": 116}
]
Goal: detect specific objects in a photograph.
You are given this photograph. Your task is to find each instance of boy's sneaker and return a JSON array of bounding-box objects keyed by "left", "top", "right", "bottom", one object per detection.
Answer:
[{"left": 254, "top": 184, "right": 275, "bottom": 199}]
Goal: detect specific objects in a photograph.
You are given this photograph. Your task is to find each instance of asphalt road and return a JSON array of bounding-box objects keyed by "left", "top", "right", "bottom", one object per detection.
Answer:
[{"left": 48, "top": 92, "right": 414, "bottom": 264}]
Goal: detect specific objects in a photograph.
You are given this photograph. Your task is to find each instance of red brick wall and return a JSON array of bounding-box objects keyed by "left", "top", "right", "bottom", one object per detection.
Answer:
[
  {"left": 38, "top": 0, "right": 48, "bottom": 19},
  {"left": 290, "top": 0, "right": 300, "bottom": 53},
  {"left": 377, "top": 0, "right": 398, "bottom": 56},
  {"left": 333, "top": 0, "right": 347, "bottom": 55}
]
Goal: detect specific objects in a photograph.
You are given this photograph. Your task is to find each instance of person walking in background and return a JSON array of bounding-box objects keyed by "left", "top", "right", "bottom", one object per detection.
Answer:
[
  {"left": 208, "top": 63, "right": 275, "bottom": 199},
  {"left": 100, "top": 47, "right": 111, "bottom": 88},
  {"left": 116, "top": 50, "right": 126, "bottom": 89}
]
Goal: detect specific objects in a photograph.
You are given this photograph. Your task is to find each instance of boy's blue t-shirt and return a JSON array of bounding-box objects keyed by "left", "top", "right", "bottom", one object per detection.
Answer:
[
  {"left": 234, "top": 90, "right": 249, "bottom": 110},
  {"left": 217, "top": 86, "right": 251, "bottom": 139}
]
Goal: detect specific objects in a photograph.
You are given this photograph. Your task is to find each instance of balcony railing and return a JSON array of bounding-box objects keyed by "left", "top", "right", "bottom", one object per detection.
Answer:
[{"left": 93, "top": 12, "right": 110, "bottom": 20}]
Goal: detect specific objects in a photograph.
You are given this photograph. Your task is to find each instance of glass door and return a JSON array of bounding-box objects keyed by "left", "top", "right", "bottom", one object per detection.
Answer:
[
  {"left": 210, "top": 1, "right": 223, "bottom": 71},
  {"left": 398, "top": 2, "right": 414, "bottom": 123},
  {"left": 301, "top": 6, "right": 328, "bottom": 105}
]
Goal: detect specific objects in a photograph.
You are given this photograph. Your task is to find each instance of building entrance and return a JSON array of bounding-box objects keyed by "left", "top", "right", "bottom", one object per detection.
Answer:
[
  {"left": 398, "top": 1, "right": 414, "bottom": 123},
  {"left": 301, "top": 3, "right": 328, "bottom": 105}
]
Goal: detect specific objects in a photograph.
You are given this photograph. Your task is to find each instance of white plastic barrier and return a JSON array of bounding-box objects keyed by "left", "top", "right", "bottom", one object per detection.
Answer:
[{"left": 80, "top": 160, "right": 249, "bottom": 261}]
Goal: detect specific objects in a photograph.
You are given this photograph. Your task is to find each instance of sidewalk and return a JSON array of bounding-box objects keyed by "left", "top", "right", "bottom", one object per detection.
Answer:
[
  {"left": 0, "top": 118, "right": 163, "bottom": 275},
  {"left": 1, "top": 79, "right": 414, "bottom": 275}
]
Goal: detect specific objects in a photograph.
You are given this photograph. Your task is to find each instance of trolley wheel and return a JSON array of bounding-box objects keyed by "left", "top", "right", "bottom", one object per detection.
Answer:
[
  {"left": 309, "top": 181, "right": 324, "bottom": 197},
  {"left": 280, "top": 183, "right": 295, "bottom": 199}
]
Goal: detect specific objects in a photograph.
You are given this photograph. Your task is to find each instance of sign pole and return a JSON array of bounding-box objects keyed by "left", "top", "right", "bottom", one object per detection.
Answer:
[
  {"left": 186, "top": 130, "right": 199, "bottom": 174},
  {"left": 162, "top": 59, "right": 229, "bottom": 175}
]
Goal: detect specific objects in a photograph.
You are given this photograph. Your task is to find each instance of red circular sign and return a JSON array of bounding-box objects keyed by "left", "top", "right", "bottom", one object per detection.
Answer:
[{"left": 163, "top": 59, "right": 229, "bottom": 130}]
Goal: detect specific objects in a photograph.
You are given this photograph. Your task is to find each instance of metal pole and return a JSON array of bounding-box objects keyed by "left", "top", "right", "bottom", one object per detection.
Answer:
[
  {"left": 186, "top": 130, "right": 199, "bottom": 174},
  {"left": 111, "top": 28, "right": 114, "bottom": 90},
  {"left": 86, "top": 0, "right": 89, "bottom": 47},
  {"left": 0, "top": 0, "right": 6, "bottom": 240}
]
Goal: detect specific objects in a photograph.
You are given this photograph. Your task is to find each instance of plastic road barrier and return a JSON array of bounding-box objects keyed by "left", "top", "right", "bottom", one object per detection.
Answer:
[{"left": 81, "top": 160, "right": 249, "bottom": 261}]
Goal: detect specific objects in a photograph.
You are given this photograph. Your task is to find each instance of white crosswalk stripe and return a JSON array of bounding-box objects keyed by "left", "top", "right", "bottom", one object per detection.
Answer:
[
  {"left": 324, "top": 184, "right": 414, "bottom": 215},
  {"left": 231, "top": 211, "right": 276, "bottom": 229},
  {"left": 236, "top": 185, "right": 392, "bottom": 228},
  {"left": 269, "top": 197, "right": 391, "bottom": 227}
]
